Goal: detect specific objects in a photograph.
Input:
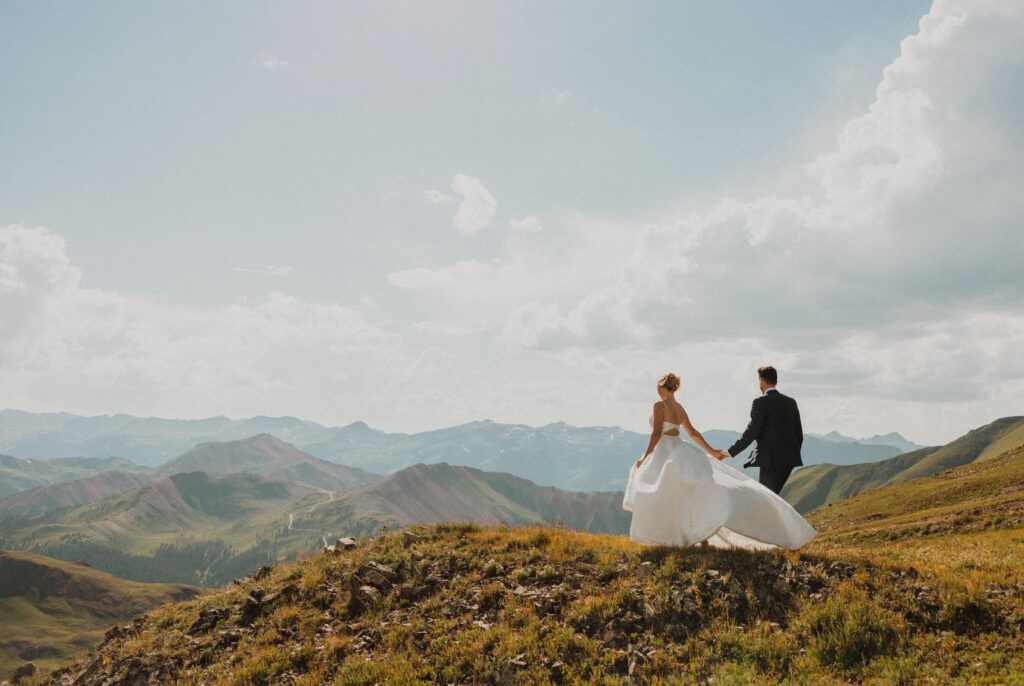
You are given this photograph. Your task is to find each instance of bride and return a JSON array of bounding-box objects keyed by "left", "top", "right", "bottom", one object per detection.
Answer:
[{"left": 622, "top": 373, "right": 816, "bottom": 550}]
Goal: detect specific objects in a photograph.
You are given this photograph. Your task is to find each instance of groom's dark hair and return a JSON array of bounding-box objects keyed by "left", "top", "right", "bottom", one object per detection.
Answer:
[{"left": 758, "top": 365, "right": 778, "bottom": 385}]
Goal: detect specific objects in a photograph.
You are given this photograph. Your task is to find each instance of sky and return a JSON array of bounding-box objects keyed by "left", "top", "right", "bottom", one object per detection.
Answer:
[{"left": 1, "top": 0, "right": 1022, "bottom": 445}]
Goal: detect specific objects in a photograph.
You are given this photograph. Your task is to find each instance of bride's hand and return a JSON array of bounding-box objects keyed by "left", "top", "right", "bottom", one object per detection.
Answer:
[{"left": 635, "top": 456, "right": 647, "bottom": 468}]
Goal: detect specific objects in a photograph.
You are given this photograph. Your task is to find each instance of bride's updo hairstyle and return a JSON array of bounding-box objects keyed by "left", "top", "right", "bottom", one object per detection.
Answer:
[{"left": 658, "top": 373, "right": 681, "bottom": 393}]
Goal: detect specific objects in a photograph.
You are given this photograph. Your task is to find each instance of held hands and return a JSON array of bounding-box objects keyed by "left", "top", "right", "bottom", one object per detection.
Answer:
[{"left": 713, "top": 449, "right": 730, "bottom": 461}]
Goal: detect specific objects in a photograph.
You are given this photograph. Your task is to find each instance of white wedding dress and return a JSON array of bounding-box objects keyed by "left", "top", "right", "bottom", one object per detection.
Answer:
[{"left": 622, "top": 416, "right": 816, "bottom": 550}]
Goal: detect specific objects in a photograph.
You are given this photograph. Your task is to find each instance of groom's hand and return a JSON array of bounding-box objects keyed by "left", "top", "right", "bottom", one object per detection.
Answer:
[{"left": 715, "top": 449, "right": 730, "bottom": 460}]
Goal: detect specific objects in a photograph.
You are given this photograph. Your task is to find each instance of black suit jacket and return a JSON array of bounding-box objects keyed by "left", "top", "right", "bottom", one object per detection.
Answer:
[{"left": 727, "top": 389, "right": 803, "bottom": 471}]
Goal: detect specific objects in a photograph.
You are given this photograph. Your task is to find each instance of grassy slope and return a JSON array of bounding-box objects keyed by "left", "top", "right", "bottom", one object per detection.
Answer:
[
  {"left": 0, "top": 471, "right": 153, "bottom": 517},
  {"left": 783, "top": 416, "right": 1024, "bottom": 513},
  {"left": 806, "top": 443, "right": 1024, "bottom": 584},
  {"left": 4, "top": 472, "right": 316, "bottom": 555},
  {"left": 0, "top": 551, "right": 198, "bottom": 680},
  {"left": 890, "top": 417, "right": 1024, "bottom": 484},
  {"left": 0, "top": 456, "right": 147, "bottom": 500},
  {"left": 782, "top": 447, "right": 940, "bottom": 514},
  {"left": 30, "top": 515, "right": 1024, "bottom": 686},
  {"left": 973, "top": 421, "right": 1024, "bottom": 461},
  {"left": 0, "top": 473, "right": 328, "bottom": 587}
]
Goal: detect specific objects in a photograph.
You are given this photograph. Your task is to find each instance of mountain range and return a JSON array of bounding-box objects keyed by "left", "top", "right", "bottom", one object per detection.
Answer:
[
  {"left": 0, "top": 434, "right": 378, "bottom": 520},
  {"left": 0, "top": 410, "right": 918, "bottom": 492},
  {"left": 0, "top": 410, "right": 942, "bottom": 592},
  {"left": 0, "top": 435, "right": 627, "bottom": 586},
  {"left": 813, "top": 430, "right": 922, "bottom": 453}
]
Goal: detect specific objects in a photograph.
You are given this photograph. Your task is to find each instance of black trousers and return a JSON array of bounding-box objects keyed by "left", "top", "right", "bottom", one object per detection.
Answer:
[{"left": 759, "top": 467, "right": 793, "bottom": 495}]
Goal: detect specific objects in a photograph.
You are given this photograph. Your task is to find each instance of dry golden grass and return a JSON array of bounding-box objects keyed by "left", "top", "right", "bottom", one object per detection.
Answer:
[{"left": 29, "top": 521, "right": 1024, "bottom": 685}]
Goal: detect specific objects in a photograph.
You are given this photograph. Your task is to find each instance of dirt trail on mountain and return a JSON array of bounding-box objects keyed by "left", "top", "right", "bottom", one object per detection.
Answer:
[{"left": 286, "top": 489, "right": 335, "bottom": 548}]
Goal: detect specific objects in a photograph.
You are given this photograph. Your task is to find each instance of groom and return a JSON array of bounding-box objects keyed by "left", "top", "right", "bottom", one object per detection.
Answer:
[{"left": 716, "top": 366, "right": 803, "bottom": 494}]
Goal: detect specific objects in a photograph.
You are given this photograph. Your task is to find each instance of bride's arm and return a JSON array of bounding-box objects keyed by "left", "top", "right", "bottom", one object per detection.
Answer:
[
  {"left": 679, "top": 406, "right": 720, "bottom": 457},
  {"left": 637, "top": 402, "right": 664, "bottom": 467}
]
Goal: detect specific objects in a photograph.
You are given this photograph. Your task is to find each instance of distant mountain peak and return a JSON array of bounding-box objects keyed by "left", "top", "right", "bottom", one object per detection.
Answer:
[
  {"left": 155, "top": 434, "right": 378, "bottom": 491},
  {"left": 238, "top": 432, "right": 292, "bottom": 447},
  {"left": 867, "top": 432, "right": 908, "bottom": 442},
  {"left": 339, "top": 420, "right": 383, "bottom": 435},
  {"left": 812, "top": 430, "right": 923, "bottom": 452}
]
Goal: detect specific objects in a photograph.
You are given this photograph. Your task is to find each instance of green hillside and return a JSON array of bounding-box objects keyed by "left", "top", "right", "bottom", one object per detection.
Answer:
[
  {"left": 0, "top": 465, "right": 628, "bottom": 587},
  {"left": 0, "top": 472, "right": 321, "bottom": 586},
  {"left": 783, "top": 416, "right": 1024, "bottom": 513},
  {"left": 805, "top": 442, "right": 1024, "bottom": 583},
  {"left": 298, "top": 463, "right": 629, "bottom": 538},
  {"left": 0, "top": 471, "right": 152, "bottom": 517},
  {"left": 0, "top": 456, "right": 147, "bottom": 500},
  {"left": 10, "top": 471, "right": 315, "bottom": 553},
  {"left": 0, "top": 550, "right": 198, "bottom": 680},
  {"left": 891, "top": 416, "right": 1024, "bottom": 482}
]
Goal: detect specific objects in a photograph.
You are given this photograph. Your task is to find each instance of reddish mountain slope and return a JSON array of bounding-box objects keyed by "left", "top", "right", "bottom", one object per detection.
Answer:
[
  {"left": 0, "top": 471, "right": 152, "bottom": 517},
  {"left": 299, "top": 462, "right": 630, "bottom": 536},
  {"left": 156, "top": 434, "right": 378, "bottom": 490}
]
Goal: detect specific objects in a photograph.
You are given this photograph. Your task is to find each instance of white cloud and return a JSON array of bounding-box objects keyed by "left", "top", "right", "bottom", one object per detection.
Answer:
[
  {"left": 397, "top": 2, "right": 1024, "bottom": 341},
  {"left": 450, "top": 174, "right": 496, "bottom": 235},
  {"left": 410, "top": 320, "right": 489, "bottom": 337},
  {"left": 422, "top": 189, "right": 453, "bottom": 204},
  {"left": 233, "top": 265, "right": 292, "bottom": 276},
  {"left": 385, "top": 0, "right": 1024, "bottom": 440},
  {"left": 509, "top": 216, "right": 544, "bottom": 233},
  {"left": 541, "top": 90, "right": 574, "bottom": 107},
  {"left": 388, "top": 259, "right": 498, "bottom": 292},
  {"left": 260, "top": 56, "right": 286, "bottom": 70},
  {"left": 0, "top": 224, "right": 399, "bottom": 421}
]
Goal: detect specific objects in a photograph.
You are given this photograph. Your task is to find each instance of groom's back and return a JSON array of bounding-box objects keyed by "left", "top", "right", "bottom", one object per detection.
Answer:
[{"left": 760, "top": 391, "right": 803, "bottom": 468}]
